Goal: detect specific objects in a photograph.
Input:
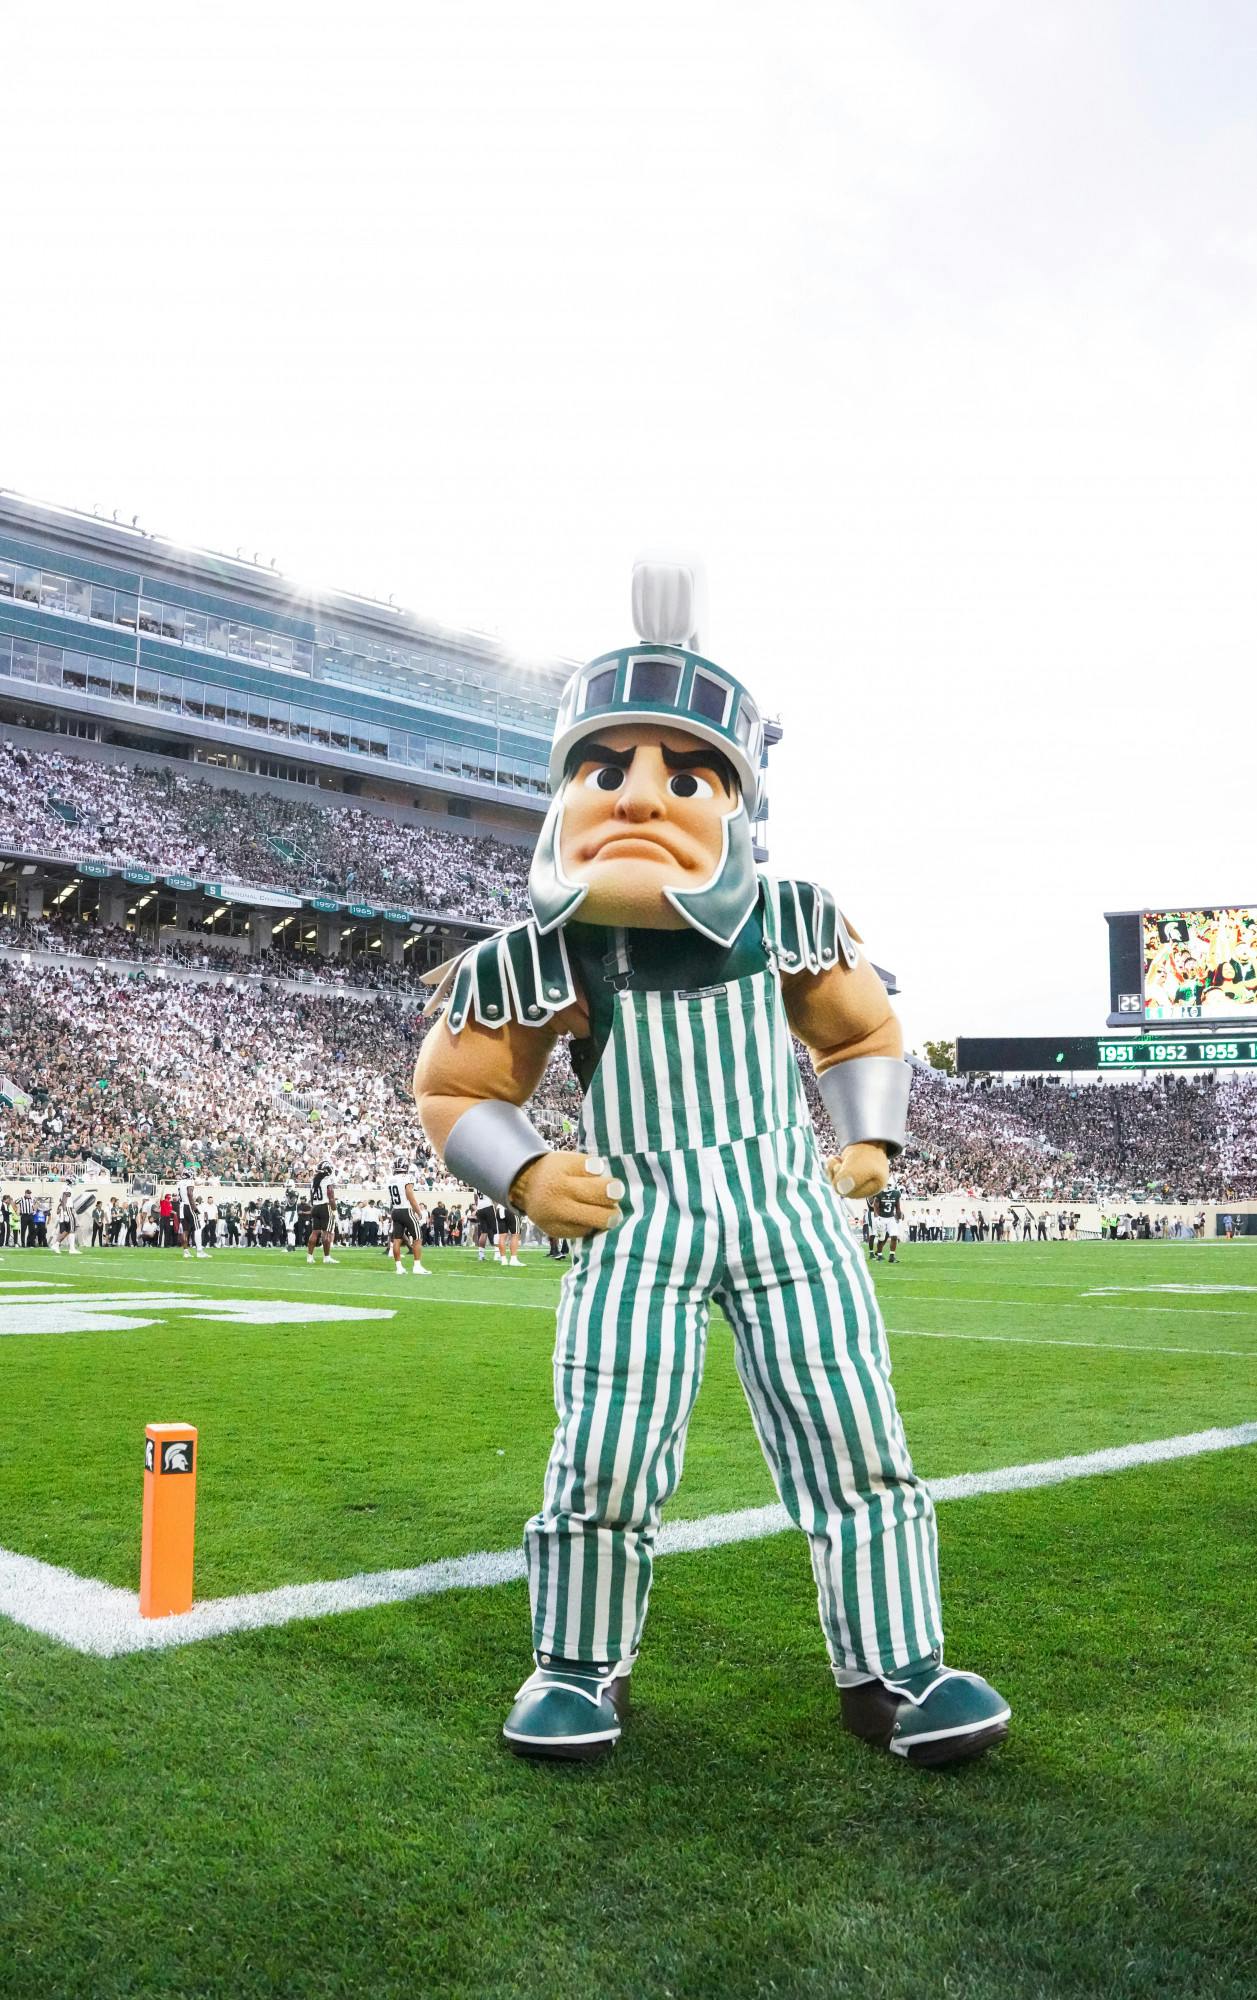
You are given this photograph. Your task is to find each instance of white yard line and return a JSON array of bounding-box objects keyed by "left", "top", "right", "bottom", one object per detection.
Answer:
[
  {"left": 890, "top": 1328, "right": 1257, "bottom": 1360},
  {"left": 1, "top": 1421, "right": 1254, "bottom": 1659}
]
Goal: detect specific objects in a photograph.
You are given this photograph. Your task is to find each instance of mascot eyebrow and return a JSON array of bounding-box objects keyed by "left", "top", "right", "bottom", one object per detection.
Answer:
[{"left": 568, "top": 739, "right": 736, "bottom": 794}]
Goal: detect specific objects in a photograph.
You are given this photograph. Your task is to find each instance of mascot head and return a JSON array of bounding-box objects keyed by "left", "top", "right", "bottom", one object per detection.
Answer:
[{"left": 529, "top": 560, "right": 766, "bottom": 946}]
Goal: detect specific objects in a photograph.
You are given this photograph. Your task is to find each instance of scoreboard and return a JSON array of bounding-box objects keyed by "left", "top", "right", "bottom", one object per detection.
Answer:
[{"left": 956, "top": 1035, "right": 1257, "bottom": 1073}]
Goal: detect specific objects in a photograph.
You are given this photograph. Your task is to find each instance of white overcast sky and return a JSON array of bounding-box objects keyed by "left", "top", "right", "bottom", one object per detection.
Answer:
[{"left": 3, "top": 1, "right": 1256, "bottom": 1047}]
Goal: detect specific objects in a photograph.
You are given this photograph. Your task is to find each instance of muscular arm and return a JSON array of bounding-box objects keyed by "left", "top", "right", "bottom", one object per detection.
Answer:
[
  {"left": 414, "top": 1012, "right": 567, "bottom": 1156},
  {"left": 412, "top": 997, "right": 620, "bottom": 1238},
  {"left": 781, "top": 933, "right": 905, "bottom": 1200},
  {"left": 780, "top": 954, "right": 903, "bottom": 1074}
]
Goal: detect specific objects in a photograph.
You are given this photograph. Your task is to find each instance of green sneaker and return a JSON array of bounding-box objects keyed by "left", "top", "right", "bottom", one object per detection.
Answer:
[
  {"left": 502, "top": 1657, "right": 631, "bottom": 1762},
  {"left": 840, "top": 1664, "right": 1010, "bottom": 1767}
]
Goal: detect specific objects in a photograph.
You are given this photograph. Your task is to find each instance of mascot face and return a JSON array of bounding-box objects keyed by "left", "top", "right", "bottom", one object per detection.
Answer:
[{"left": 559, "top": 723, "right": 738, "bottom": 930}]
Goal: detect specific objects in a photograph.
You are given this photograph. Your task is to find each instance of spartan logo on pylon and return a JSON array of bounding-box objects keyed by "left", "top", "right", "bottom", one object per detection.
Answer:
[
  {"left": 144, "top": 1437, "right": 155, "bottom": 1473},
  {"left": 161, "top": 1441, "right": 194, "bottom": 1474}
]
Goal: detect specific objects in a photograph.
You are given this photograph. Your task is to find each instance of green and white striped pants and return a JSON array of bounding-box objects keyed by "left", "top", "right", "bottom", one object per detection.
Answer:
[{"left": 523, "top": 967, "right": 943, "bottom": 1681}]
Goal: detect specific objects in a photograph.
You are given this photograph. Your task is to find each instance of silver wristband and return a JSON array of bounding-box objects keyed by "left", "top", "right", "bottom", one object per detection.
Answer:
[
  {"left": 442, "top": 1100, "right": 549, "bottom": 1207},
  {"left": 817, "top": 1056, "right": 911, "bottom": 1156}
]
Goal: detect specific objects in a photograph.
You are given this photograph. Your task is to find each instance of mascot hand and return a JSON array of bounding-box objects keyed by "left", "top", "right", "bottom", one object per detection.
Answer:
[
  {"left": 511, "top": 1152, "right": 625, "bottom": 1238},
  {"left": 825, "top": 1143, "right": 890, "bottom": 1201}
]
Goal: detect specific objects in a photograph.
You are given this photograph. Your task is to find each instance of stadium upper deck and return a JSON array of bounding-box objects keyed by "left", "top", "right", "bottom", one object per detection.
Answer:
[{"left": 0, "top": 490, "right": 569, "bottom": 822}]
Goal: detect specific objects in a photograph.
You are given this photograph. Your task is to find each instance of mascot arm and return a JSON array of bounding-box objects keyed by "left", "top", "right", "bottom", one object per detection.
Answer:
[
  {"left": 781, "top": 949, "right": 909, "bottom": 1201},
  {"left": 413, "top": 1006, "right": 623, "bottom": 1239}
]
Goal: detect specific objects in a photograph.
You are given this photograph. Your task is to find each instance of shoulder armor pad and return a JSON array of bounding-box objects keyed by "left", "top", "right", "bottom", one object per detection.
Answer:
[
  {"left": 762, "top": 877, "right": 860, "bottom": 974},
  {"left": 445, "top": 921, "right": 578, "bottom": 1033}
]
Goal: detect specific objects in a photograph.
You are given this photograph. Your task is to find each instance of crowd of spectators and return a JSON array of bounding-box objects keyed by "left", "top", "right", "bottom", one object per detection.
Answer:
[
  {"left": 892, "top": 1066, "right": 1256, "bottom": 1203},
  {"left": 0, "top": 740, "right": 532, "bottom": 921},
  {"left": 0, "top": 945, "right": 1252, "bottom": 1200},
  {"left": 0, "top": 958, "right": 582, "bottom": 1186}
]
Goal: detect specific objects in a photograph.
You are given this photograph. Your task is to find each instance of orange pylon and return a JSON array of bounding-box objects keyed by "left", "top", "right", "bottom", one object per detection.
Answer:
[{"left": 139, "top": 1423, "right": 198, "bottom": 1617}]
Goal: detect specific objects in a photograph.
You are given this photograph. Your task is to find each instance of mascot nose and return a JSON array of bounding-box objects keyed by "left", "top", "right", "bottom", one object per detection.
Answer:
[{"left": 616, "top": 763, "right": 667, "bottom": 822}]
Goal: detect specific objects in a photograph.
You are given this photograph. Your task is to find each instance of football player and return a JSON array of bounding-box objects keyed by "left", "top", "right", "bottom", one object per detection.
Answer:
[
  {"left": 307, "top": 1161, "right": 339, "bottom": 1266},
  {"left": 387, "top": 1158, "right": 431, "bottom": 1276},
  {"left": 176, "top": 1174, "right": 209, "bottom": 1259}
]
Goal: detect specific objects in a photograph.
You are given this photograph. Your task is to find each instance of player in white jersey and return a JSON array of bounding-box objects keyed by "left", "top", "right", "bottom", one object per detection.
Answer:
[
  {"left": 307, "top": 1161, "right": 339, "bottom": 1265},
  {"left": 176, "top": 1177, "right": 210, "bottom": 1259},
  {"left": 51, "top": 1185, "right": 79, "bottom": 1255},
  {"left": 387, "top": 1160, "right": 431, "bottom": 1275}
]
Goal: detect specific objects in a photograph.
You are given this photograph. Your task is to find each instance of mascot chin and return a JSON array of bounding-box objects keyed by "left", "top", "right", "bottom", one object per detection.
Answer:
[{"left": 414, "top": 560, "right": 1009, "bottom": 1767}]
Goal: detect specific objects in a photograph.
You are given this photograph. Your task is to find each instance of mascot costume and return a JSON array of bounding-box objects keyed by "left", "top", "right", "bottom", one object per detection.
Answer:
[{"left": 414, "top": 561, "right": 1009, "bottom": 1767}]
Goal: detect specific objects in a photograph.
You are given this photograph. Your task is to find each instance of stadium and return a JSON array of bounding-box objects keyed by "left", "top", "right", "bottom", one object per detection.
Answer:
[
  {"left": 5, "top": 11, "right": 1257, "bottom": 1996},
  {"left": 3, "top": 488, "right": 1255, "bottom": 1998}
]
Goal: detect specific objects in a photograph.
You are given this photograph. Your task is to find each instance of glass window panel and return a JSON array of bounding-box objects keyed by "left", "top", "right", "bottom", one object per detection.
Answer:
[
  {"left": 203, "top": 685, "right": 226, "bottom": 725},
  {"left": 247, "top": 694, "right": 268, "bottom": 731},
  {"left": 38, "top": 571, "right": 67, "bottom": 613},
  {"left": 627, "top": 655, "right": 681, "bottom": 705},
  {"left": 112, "top": 663, "right": 136, "bottom": 701},
  {"left": 181, "top": 609, "right": 208, "bottom": 649},
  {"left": 137, "top": 600, "right": 163, "bottom": 635},
  {"left": 292, "top": 638, "right": 314, "bottom": 674},
  {"left": 158, "top": 674, "right": 183, "bottom": 713},
  {"left": 0, "top": 560, "right": 13, "bottom": 597},
  {"left": 11, "top": 638, "right": 37, "bottom": 681},
  {"left": 350, "top": 723, "right": 370, "bottom": 755},
  {"left": 227, "top": 621, "right": 249, "bottom": 658},
  {"left": 87, "top": 656, "right": 112, "bottom": 698},
  {"left": 0, "top": 635, "right": 9, "bottom": 673},
  {"left": 268, "top": 702, "right": 290, "bottom": 737},
  {"left": 582, "top": 666, "right": 616, "bottom": 711},
  {"left": 206, "top": 615, "right": 230, "bottom": 653},
  {"left": 387, "top": 729, "right": 408, "bottom": 761},
  {"left": 329, "top": 716, "right": 349, "bottom": 750},
  {"left": 369, "top": 729, "right": 388, "bottom": 758},
  {"left": 65, "top": 575, "right": 92, "bottom": 618},
  {"left": 14, "top": 565, "right": 40, "bottom": 603},
  {"left": 269, "top": 633, "right": 292, "bottom": 669},
  {"left": 734, "top": 699, "right": 753, "bottom": 747},
  {"left": 225, "top": 691, "right": 248, "bottom": 729},
  {"left": 135, "top": 668, "right": 160, "bottom": 708},
  {"left": 403, "top": 735, "right": 422, "bottom": 768},
  {"left": 311, "top": 712, "right": 331, "bottom": 746},
  {"left": 36, "top": 644, "right": 63, "bottom": 686},
  {"left": 90, "top": 583, "right": 115, "bottom": 622},
  {"left": 288, "top": 708, "right": 310, "bottom": 743},
  {"left": 690, "top": 671, "right": 731, "bottom": 725},
  {"left": 61, "top": 651, "right": 88, "bottom": 692},
  {"left": 182, "top": 682, "right": 204, "bottom": 719},
  {"left": 160, "top": 604, "right": 184, "bottom": 641},
  {"left": 114, "top": 590, "right": 138, "bottom": 630}
]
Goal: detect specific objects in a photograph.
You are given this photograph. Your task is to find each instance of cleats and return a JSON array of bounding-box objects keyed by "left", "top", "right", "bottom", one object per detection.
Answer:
[
  {"left": 840, "top": 1663, "right": 1010, "bottom": 1767},
  {"left": 503, "top": 1657, "right": 631, "bottom": 1762}
]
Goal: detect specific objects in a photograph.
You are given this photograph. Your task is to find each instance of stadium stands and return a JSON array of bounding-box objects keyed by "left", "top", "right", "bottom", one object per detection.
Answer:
[
  {"left": 0, "top": 957, "right": 582, "bottom": 1184},
  {"left": 0, "top": 740, "right": 532, "bottom": 920},
  {"left": 1, "top": 936, "right": 1254, "bottom": 1197}
]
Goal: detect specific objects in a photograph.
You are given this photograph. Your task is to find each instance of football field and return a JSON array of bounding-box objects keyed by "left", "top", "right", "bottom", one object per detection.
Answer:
[{"left": 2, "top": 1239, "right": 1255, "bottom": 1999}]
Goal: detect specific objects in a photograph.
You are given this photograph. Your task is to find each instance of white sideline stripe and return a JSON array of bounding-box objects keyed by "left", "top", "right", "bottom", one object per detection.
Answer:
[
  {"left": 2, "top": 1422, "right": 1254, "bottom": 1659},
  {"left": 892, "top": 1328, "right": 1257, "bottom": 1360}
]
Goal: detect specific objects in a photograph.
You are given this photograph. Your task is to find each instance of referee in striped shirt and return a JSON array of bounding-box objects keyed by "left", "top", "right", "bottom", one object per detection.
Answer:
[{"left": 19, "top": 1189, "right": 35, "bottom": 1248}]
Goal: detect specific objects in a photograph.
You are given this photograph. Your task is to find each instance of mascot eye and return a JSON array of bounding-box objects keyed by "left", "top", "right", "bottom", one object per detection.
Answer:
[
  {"left": 668, "top": 772, "right": 713, "bottom": 800},
  {"left": 585, "top": 764, "right": 626, "bottom": 792}
]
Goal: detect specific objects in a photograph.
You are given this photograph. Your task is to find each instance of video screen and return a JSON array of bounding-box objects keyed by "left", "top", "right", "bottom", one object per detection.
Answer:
[{"left": 1142, "top": 907, "right": 1257, "bottom": 1019}]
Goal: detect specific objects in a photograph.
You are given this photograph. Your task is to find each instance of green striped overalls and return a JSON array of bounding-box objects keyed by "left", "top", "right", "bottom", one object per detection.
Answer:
[{"left": 523, "top": 916, "right": 944, "bottom": 1683}]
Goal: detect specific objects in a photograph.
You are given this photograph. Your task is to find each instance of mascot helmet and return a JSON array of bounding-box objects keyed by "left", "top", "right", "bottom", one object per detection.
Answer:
[{"left": 529, "top": 560, "right": 766, "bottom": 946}]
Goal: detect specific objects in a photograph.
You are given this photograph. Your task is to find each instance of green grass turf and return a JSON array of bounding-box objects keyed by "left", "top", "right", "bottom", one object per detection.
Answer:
[{"left": 2, "top": 1241, "right": 1255, "bottom": 1998}]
